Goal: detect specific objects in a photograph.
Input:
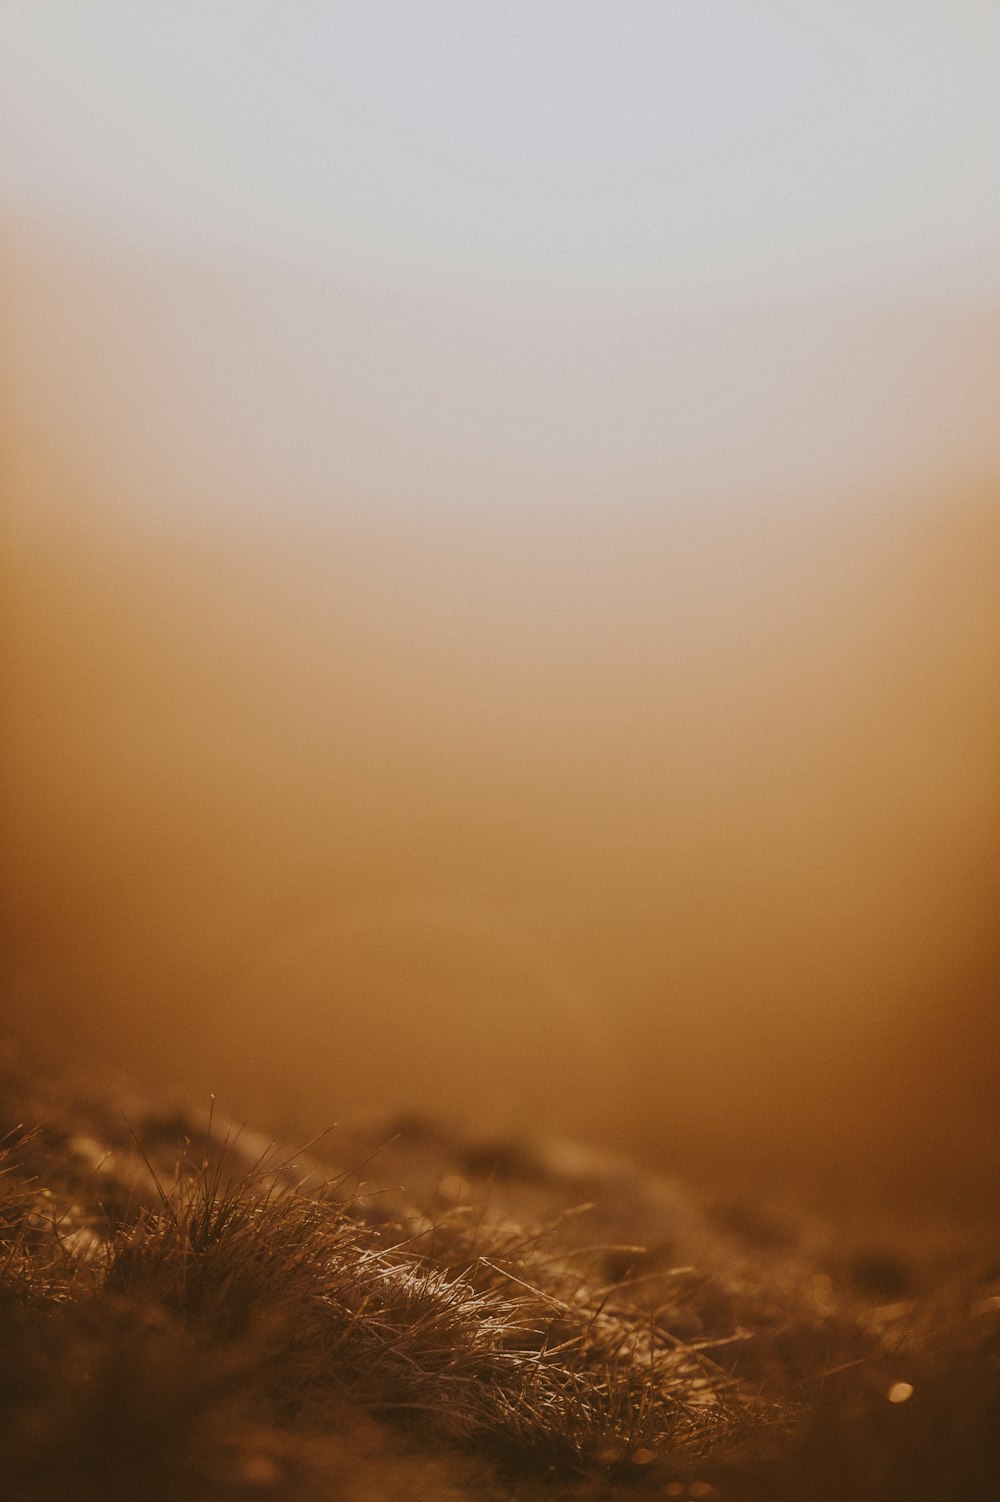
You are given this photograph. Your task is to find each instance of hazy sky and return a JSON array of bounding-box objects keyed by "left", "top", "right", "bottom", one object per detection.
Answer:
[
  {"left": 3, "top": 5, "right": 999, "bottom": 522},
  {"left": 4, "top": 5, "right": 1000, "bottom": 1170},
  {"left": 5, "top": 2, "right": 1000, "bottom": 299}
]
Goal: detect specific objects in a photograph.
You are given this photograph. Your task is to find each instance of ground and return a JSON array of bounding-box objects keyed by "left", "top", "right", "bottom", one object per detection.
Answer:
[{"left": 1, "top": 1047, "right": 998, "bottom": 1501}]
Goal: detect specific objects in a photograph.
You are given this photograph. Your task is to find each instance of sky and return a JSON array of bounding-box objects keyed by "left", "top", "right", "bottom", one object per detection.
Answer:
[
  {"left": 3, "top": 3, "right": 1000, "bottom": 525},
  {"left": 2, "top": 5, "right": 1000, "bottom": 1177},
  {"left": 4, "top": 2, "right": 1000, "bottom": 300}
]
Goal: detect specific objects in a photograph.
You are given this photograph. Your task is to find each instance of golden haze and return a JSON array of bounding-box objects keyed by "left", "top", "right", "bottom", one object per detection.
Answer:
[{"left": 2, "top": 231, "right": 999, "bottom": 1195}]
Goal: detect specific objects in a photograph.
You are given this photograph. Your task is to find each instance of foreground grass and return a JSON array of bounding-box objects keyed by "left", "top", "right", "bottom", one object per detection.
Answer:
[{"left": 1, "top": 1056, "right": 998, "bottom": 1500}]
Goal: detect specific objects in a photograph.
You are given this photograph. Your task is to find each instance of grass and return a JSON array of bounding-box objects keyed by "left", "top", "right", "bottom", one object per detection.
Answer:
[{"left": 1, "top": 1051, "right": 998, "bottom": 1500}]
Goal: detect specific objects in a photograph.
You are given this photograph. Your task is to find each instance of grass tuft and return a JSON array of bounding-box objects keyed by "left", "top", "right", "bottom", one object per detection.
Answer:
[{"left": 1, "top": 1058, "right": 998, "bottom": 1499}]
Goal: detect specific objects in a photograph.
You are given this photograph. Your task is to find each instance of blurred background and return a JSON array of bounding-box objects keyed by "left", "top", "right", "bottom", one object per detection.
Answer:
[{"left": 2, "top": 3, "right": 999, "bottom": 1194}]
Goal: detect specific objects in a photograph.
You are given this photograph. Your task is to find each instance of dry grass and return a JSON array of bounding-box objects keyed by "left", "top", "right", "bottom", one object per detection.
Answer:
[{"left": 1, "top": 1054, "right": 998, "bottom": 1500}]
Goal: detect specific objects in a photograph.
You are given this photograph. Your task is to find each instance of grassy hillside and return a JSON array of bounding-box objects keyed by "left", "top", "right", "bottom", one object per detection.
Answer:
[{"left": 1, "top": 1050, "right": 997, "bottom": 1500}]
